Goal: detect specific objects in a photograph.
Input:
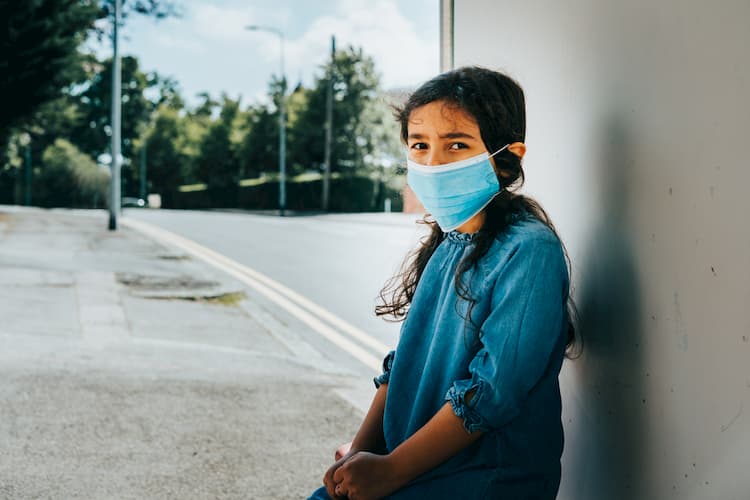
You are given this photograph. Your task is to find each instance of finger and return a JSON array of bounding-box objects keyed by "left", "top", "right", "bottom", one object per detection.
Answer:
[
  {"left": 325, "top": 458, "right": 344, "bottom": 484},
  {"left": 324, "top": 467, "right": 339, "bottom": 497},
  {"left": 324, "top": 467, "right": 334, "bottom": 484},
  {"left": 333, "top": 463, "right": 346, "bottom": 484},
  {"left": 324, "top": 475, "right": 341, "bottom": 500},
  {"left": 334, "top": 482, "right": 347, "bottom": 499},
  {"left": 324, "top": 482, "right": 337, "bottom": 500}
]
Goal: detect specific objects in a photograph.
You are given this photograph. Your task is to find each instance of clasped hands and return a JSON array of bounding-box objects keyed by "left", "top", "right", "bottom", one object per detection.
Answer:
[{"left": 323, "top": 447, "right": 402, "bottom": 500}]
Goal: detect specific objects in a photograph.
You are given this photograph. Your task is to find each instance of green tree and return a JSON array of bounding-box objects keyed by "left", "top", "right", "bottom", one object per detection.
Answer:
[
  {"left": 0, "top": 0, "right": 99, "bottom": 147},
  {"left": 36, "top": 138, "right": 108, "bottom": 207},
  {"left": 137, "top": 105, "right": 185, "bottom": 206},
  {"left": 289, "top": 46, "right": 381, "bottom": 174},
  {"left": 0, "top": 0, "right": 179, "bottom": 149},
  {"left": 236, "top": 104, "right": 278, "bottom": 179},
  {"left": 100, "top": 0, "right": 179, "bottom": 20},
  {"left": 361, "top": 90, "right": 405, "bottom": 209},
  {"left": 70, "top": 56, "right": 151, "bottom": 159},
  {"left": 177, "top": 119, "right": 208, "bottom": 185},
  {"left": 235, "top": 77, "right": 307, "bottom": 179},
  {"left": 191, "top": 92, "right": 219, "bottom": 119},
  {"left": 0, "top": 95, "right": 85, "bottom": 202},
  {"left": 195, "top": 95, "right": 241, "bottom": 205},
  {"left": 67, "top": 55, "right": 183, "bottom": 197},
  {"left": 0, "top": 0, "right": 180, "bottom": 204}
]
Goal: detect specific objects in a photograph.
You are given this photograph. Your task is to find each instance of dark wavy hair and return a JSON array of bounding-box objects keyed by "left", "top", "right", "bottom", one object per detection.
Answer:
[{"left": 375, "top": 66, "right": 580, "bottom": 358}]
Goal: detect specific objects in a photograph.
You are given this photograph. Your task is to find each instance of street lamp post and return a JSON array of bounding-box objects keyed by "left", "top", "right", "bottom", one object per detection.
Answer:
[
  {"left": 245, "top": 25, "right": 286, "bottom": 216},
  {"left": 109, "top": 0, "right": 122, "bottom": 230}
]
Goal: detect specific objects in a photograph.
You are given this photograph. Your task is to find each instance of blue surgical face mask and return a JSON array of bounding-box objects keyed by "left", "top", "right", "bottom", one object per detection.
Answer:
[{"left": 406, "top": 144, "right": 509, "bottom": 232}]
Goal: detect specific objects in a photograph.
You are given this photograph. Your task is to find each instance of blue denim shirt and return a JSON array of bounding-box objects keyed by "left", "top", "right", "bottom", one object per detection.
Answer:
[{"left": 374, "top": 212, "right": 570, "bottom": 493}]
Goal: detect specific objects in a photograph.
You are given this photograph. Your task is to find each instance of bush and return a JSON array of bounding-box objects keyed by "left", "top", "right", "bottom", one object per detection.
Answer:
[
  {"left": 36, "top": 139, "right": 109, "bottom": 208},
  {"left": 172, "top": 174, "right": 404, "bottom": 212}
]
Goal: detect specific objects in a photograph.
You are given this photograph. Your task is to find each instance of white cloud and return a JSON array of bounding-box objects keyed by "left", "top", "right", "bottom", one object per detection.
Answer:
[
  {"left": 190, "top": 3, "right": 292, "bottom": 44},
  {"left": 284, "top": 0, "right": 438, "bottom": 90},
  {"left": 152, "top": 33, "right": 207, "bottom": 53},
  {"left": 191, "top": 4, "right": 257, "bottom": 42},
  {"left": 117, "top": 0, "right": 438, "bottom": 106}
]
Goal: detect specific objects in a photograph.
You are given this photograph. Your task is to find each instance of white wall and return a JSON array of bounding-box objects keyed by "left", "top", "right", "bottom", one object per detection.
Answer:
[{"left": 453, "top": 1, "right": 750, "bottom": 499}]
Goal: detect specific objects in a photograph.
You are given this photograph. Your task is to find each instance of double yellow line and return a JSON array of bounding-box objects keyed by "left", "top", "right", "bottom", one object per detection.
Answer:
[{"left": 122, "top": 217, "right": 389, "bottom": 372}]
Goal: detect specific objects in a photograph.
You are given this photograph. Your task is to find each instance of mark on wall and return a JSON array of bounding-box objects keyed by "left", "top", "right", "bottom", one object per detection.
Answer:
[
  {"left": 673, "top": 292, "right": 688, "bottom": 351},
  {"left": 719, "top": 402, "right": 743, "bottom": 432}
]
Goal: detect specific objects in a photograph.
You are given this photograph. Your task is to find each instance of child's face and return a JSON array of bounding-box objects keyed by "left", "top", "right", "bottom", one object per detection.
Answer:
[{"left": 406, "top": 100, "right": 487, "bottom": 167}]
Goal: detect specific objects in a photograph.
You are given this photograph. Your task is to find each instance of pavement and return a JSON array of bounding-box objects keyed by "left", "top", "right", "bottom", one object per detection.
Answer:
[{"left": 0, "top": 206, "right": 368, "bottom": 499}]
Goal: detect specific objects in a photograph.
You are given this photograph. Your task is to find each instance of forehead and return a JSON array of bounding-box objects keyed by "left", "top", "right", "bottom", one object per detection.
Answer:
[{"left": 407, "top": 101, "right": 479, "bottom": 135}]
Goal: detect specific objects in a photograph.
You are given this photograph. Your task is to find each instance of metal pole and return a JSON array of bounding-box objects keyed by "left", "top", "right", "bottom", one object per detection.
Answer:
[
  {"left": 108, "top": 0, "right": 122, "bottom": 230},
  {"left": 323, "top": 35, "right": 335, "bottom": 212},
  {"left": 439, "top": 0, "right": 454, "bottom": 72},
  {"left": 279, "top": 33, "right": 286, "bottom": 216},
  {"left": 245, "top": 25, "right": 286, "bottom": 216},
  {"left": 24, "top": 142, "right": 31, "bottom": 206},
  {"left": 140, "top": 140, "right": 146, "bottom": 201}
]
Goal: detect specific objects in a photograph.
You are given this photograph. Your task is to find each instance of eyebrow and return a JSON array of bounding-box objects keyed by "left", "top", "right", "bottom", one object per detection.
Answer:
[{"left": 407, "top": 132, "right": 478, "bottom": 140}]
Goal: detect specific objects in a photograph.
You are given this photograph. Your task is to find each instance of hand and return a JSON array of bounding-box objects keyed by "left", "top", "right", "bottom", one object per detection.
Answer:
[
  {"left": 324, "top": 447, "right": 359, "bottom": 500},
  {"left": 335, "top": 442, "right": 352, "bottom": 461},
  {"left": 332, "top": 451, "right": 402, "bottom": 500}
]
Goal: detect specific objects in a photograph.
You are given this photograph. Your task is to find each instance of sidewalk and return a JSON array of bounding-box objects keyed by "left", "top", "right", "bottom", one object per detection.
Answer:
[{"left": 0, "top": 207, "right": 363, "bottom": 499}]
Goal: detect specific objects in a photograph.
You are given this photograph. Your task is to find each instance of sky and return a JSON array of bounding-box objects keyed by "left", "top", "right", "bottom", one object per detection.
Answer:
[{"left": 96, "top": 0, "right": 440, "bottom": 107}]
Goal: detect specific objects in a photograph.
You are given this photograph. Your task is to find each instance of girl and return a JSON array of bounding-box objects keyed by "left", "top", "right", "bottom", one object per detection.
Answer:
[{"left": 308, "top": 66, "right": 578, "bottom": 500}]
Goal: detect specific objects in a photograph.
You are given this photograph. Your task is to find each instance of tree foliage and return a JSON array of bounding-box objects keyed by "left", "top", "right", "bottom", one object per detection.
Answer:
[
  {"left": 290, "top": 46, "right": 382, "bottom": 174},
  {"left": 0, "top": 3, "right": 405, "bottom": 211},
  {"left": 235, "top": 77, "right": 292, "bottom": 179},
  {"left": 0, "top": 0, "right": 99, "bottom": 146},
  {"left": 36, "top": 138, "right": 109, "bottom": 207},
  {"left": 0, "top": 0, "right": 179, "bottom": 148},
  {"left": 195, "top": 96, "right": 241, "bottom": 202},
  {"left": 70, "top": 55, "right": 153, "bottom": 160},
  {"left": 138, "top": 105, "right": 184, "bottom": 206},
  {"left": 99, "top": 0, "right": 180, "bottom": 20}
]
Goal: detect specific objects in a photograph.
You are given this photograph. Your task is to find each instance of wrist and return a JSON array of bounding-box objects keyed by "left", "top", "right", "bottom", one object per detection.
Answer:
[
  {"left": 348, "top": 441, "right": 368, "bottom": 454},
  {"left": 351, "top": 433, "right": 386, "bottom": 455},
  {"left": 384, "top": 450, "right": 413, "bottom": 490}
]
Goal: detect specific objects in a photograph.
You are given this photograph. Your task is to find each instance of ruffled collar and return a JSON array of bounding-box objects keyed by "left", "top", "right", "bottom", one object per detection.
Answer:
[
  {"left": 445, "top": 230, "right": 477, "bottom": 244},
  {"left": 443, "top": 210, "right": 528, "bottom": 245}
]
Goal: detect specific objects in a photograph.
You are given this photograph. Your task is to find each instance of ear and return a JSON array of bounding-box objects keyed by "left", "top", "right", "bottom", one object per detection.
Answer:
[{"left": 507, "top": 142, "right": 526, "bottom": 159}]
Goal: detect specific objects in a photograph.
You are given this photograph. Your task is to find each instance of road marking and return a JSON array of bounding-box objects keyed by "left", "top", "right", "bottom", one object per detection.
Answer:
[{"left": 122, "top": 217, "right": 388, "bottom": 371}]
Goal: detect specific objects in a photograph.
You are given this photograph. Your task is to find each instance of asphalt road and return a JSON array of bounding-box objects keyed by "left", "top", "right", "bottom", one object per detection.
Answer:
[{"left": 125, "top": 209, "right": 429, "bottom": 365}]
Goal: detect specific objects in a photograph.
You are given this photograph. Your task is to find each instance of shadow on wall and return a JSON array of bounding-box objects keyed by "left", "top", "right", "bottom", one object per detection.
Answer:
[{"left": 560, "top": 112, "right": 648, "bottom": 500}]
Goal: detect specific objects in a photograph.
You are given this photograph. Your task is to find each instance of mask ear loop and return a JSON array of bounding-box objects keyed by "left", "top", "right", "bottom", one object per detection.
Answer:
[
  {"left": 490, "top": 142, "right": 526, "bottom": 159},
  {"left": 488, "top": 143, "right": 510, "bottom": 159},
  {"left": 486, "top": 143, "right": 519, "bottom": 196}
]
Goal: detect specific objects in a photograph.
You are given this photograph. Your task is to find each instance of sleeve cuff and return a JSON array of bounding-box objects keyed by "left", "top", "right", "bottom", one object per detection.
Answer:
[
  {"left": 373, "top": 350, "right": 395, "bottom": 389},
  {"left": 446, "top": 378, "right": 488, "bottom": 433}
]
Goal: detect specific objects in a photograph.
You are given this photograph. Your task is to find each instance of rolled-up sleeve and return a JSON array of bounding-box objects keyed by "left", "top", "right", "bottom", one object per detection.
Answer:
[
  {"left": 373, "top": 350, "right": 396, "bottom": 388},
  {"left": 445, "top": 237, "right": 569, "bottom": 433}
]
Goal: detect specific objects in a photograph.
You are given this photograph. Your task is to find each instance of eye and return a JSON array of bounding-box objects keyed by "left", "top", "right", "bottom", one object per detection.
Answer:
[
  {"left": 410, "top": 142, "right": 428, "bottom": 150},
  {"left": 448, "top": 142, "right": 469, "bottom": 150}
]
